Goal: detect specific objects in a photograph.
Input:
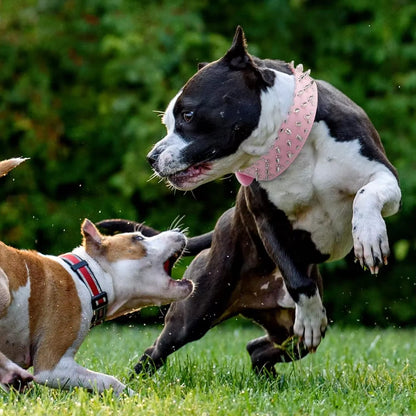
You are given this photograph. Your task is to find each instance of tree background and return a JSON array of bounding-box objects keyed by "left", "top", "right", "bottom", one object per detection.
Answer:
[{"left": 0, "top": 0, "right": 415, "bottom": 326}]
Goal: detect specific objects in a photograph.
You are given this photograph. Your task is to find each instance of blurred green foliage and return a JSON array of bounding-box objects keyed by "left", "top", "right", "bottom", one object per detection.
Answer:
[{"left": 0, "top": 0, "right": 415, "bottom": 326}]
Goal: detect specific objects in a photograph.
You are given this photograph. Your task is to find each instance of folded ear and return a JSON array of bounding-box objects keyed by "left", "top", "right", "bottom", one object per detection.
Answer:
[
  {"left": 81, "top": 219, "right": 103, "bottom": 250},
  {"left": 222, "top": 26, "right": 275, "bottom": 87}
]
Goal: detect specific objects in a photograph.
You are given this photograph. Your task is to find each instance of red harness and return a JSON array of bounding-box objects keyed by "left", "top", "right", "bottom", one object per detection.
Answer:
[{"left": 60, "top": 253, "right": 108, "bottom": 327}]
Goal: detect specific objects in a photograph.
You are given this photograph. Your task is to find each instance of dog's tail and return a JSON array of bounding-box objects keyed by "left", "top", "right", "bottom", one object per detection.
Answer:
[
  {"left": 186, "top": 231, "right": 213, "bottom": 255},
  {"left": 97, "top": 219, "right": 213, "bottom": 256},
  {"left": 0, "top": 158, "right": 28, "bottom": 178}
]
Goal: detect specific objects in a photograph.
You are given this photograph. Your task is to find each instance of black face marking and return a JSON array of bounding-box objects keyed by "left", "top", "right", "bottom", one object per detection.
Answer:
[{"left": 172, "top": 61, "right": 264, "bottom": 166}]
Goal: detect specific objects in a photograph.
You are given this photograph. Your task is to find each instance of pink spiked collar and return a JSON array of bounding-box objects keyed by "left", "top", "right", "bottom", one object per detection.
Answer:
[{"left": 235, "top": 62, "right": 318, "bottom": 186}]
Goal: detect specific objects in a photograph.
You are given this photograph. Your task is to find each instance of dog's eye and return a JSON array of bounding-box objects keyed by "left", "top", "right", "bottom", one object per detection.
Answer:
[
  {"left": 132, "top": 235, "right": 144, "bottom": 242},
  {"left": 182, "top": 111, "right": 194, "bottom": 123}
]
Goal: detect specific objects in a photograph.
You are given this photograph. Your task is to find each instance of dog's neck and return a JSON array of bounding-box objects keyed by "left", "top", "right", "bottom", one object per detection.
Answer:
[
  {"left": 61, "top": 247, "right": 114, "bottom": 325},
  {"left": 67, "top": 248, "right": 144, "bottom": 322},
  {"left": 70, "top": 247, "right": 108, "bottom": 283},
  {"left": 236, "top": 63, "right": 318, "bottom": 186}
]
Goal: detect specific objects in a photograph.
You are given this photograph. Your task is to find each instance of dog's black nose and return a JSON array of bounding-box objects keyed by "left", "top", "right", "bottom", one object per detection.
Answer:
[{"left": 147, "top": 149, "right": 159, "bottom": 169}]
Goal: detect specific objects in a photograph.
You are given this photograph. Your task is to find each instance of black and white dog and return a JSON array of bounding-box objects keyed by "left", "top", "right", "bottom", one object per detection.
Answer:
[{"left": 102, "top": 26, "right": 401, "bottom": 374}]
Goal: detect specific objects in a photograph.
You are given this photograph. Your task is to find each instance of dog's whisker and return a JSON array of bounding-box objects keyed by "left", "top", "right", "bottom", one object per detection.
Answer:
[
  {"left": 167, "top": 184, "right": 177, "bottom": 195},
  {"left": 180, "top": 190, "right": 197, "bottom": 199},
  {"left": 147, "top": 172, "right": 161, "bottom": 183},
  {"left": 153, "top": 110, "right": 165, "bottom": 118},
  {"left": 169, "top": 216, "right": 188, "bottom": 234}
]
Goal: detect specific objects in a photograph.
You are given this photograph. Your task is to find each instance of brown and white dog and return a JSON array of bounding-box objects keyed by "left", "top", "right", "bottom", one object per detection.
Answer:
[{"left": 0, "top": 158, "right": 193, "bottom": 395}]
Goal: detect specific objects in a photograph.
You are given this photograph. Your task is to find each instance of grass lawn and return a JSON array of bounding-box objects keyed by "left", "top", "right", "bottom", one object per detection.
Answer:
[{"left": 1, "top": 320, "right": 415, "bottom": 415}]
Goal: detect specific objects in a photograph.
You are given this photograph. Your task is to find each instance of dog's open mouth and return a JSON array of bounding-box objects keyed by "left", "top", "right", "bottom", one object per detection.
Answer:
[
  {"left": 162, "top": 245, "right": 194, "bottom": 296},
  {"left": 162, "top": 239, "right": 188, "bottom": 277},
  {"left": 168, "top": 162, "right": 212, "bottom": 188},
  {"left": 163, "top": 250, "right": 182, "bottom": 276}
]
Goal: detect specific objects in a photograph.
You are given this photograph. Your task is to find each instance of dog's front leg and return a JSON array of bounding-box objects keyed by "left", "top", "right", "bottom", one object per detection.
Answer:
[
  {"left": 352, "top": 170, "right": 401, "bottom": 274},
  {"left": 0, "top": 352, "right": 33, "bottom": 392},
  {"left": 245, "top": 186, "right": 327, "bottom": 350},
  {"left": 255, "top": 224, "right": 326, "bottom": 351},
  {"left": 34, "top": 357, "right": 134, "bottom": 396}
]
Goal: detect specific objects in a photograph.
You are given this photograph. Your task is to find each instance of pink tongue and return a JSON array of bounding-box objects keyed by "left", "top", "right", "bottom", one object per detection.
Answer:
[{"left": 235, "top": 172, "right": 254, "bottom": 186}]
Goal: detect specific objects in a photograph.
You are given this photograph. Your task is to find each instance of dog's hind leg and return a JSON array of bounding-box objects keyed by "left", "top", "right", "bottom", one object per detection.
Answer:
[
  {"left": 244, "top": 309, "right": 308, "bottom": 375},
  {"left": 240, "top": 269, "right": 316, "bottom": 375},
  {"left": 34, "top": 356, "right": 134, "bottom": 396}
]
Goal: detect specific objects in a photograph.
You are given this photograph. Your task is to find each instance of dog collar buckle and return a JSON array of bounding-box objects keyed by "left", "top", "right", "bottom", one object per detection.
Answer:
[
  {"left": 236, "top": 62, "right": 318, "bottom": 186},
  {"left": 60, "top": 253, "right": 108, "bottom": 327},
  {"left": 90, "top": 292, "right": 108, "bottom": 324}
]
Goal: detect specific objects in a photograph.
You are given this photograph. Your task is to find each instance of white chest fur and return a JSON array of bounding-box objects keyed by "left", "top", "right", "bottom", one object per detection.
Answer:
[
  {"left": 260, "top": 120, "right": 395, "bottom": 261},
  {"left": 0, "top": 279, "right": 31, "bottom": 367}
]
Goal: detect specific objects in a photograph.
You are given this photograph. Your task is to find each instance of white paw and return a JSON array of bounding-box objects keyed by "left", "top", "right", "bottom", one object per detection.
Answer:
[
  {"left": 352, "top": 212, "right": 389, "bottom": 274},
  {"left": 293, "top": 292, "right": 327, "bottom": 350},
  {"left": 125, "top": 387, "right": 136, "bottom": 397},
  {"left": 111, "top": 381, "right": 136, "bottom": 397}
]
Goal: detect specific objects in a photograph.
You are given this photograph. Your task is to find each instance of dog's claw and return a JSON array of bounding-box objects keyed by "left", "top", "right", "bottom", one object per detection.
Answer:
[
  {"left": 369, "top": 265, "right": 378, "bottom": 275},
  {"left": 352, "top": 211, "right": 392, "bottom": 276}
]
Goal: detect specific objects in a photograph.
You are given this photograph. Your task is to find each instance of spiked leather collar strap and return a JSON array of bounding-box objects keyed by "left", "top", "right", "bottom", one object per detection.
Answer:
[
  {"left": 60, "top": 253, "right": 108, "bottom": 327},
  {"left": 235, "top": 62, "right": 318, "bottom": 186}
]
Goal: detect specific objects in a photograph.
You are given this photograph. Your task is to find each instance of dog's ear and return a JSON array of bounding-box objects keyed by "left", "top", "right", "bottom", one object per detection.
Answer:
[
  {"left": 223, "top": 26, "right": 275, "bottom": 87},
  {"left": 82, "top": 219, "right": 103, "bottom": 251},
  {"left": 223, "top": 26, "right": 251, "bottom": 70}
]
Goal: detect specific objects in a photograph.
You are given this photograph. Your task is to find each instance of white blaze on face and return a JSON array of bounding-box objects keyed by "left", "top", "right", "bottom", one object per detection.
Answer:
[
  {"left": 149, "top": 91, "right": 190, "bottom": 176},
  {"left": 161, "top": 91, "right": 181, "bottom": 132}
]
